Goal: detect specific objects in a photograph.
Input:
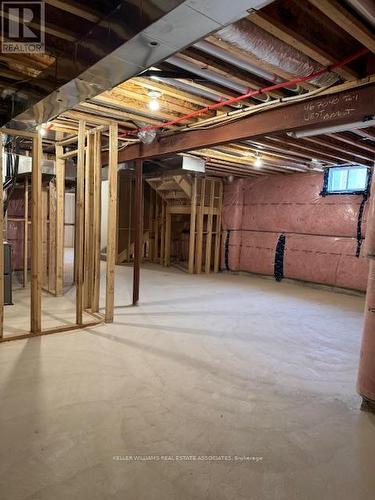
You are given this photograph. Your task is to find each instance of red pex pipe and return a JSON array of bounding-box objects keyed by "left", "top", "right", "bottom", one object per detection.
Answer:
[{"left": 119, "top": 47, "right": 369, "bottom": 138}]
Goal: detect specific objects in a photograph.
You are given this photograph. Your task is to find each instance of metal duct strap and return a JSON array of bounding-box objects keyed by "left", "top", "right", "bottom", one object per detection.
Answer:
[{"left": 274, "top": 234, "right": 286, "bottom": 282}]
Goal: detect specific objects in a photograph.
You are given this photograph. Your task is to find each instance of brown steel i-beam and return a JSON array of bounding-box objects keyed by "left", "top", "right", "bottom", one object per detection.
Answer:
[
  {"left": 111, "top": 84, "right": 375, "bottom": 163},
  {"left": 133, "top": 159, "right": 143, "bottom": 305}
]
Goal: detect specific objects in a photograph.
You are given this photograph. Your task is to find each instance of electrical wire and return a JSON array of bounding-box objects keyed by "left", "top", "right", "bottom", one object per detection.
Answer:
[{"left": 118, "top": 46, "right": 370, "bottom": 139}]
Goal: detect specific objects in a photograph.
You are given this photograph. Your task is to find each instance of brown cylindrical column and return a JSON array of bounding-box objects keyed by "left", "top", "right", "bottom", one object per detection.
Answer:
[
  {"left": 132, "top": 159, "right": 143, "bottom": 305},
  {"left": 358, "top": 167, "right": 375, "bottom": 412}
]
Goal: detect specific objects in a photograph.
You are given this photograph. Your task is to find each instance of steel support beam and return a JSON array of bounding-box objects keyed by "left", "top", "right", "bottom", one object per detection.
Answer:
[{"left": 111, "top": 84, "right": 375, "bottom": 163}]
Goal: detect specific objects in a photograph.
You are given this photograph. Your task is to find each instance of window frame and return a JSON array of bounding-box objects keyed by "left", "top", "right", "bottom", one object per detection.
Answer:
[{"left": 320, "top": 165, "right": 371, "bottom": 196}]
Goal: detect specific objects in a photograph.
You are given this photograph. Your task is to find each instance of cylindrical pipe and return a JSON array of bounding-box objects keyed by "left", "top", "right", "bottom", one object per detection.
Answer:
[
  {"left": 358, "top": 165, "right": 375, "bottom": 412},
  {"left": 194, "top": 40, "right": 298, "bottom": 92},
  {"left": 166, "top": 55, "right": 269, "bottom": 102},
  {"left": 152, "top": 77, "right": 227, "bottom": 103}
]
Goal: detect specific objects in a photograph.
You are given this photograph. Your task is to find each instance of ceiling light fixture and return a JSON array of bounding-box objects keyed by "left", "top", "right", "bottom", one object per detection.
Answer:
[
  {"left": 148, "top": 90, "right": 162, "bottom": 112},
  {"left": 287, "top": 116, "right": 375, "bottom": 138},
  {"left": 254, "top": 154, "right": 263, "bottom": 168}
]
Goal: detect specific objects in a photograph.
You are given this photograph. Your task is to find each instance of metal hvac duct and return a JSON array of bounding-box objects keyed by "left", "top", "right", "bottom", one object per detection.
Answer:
[
  {"left": 166, "top": 55, "right": 270, "bottom": 101},
  {"left": 216, "top": 18, "right": 339, "bottom": 87},
  {"left": 8, "top": 0, "right": 274, "bottom": 130}
]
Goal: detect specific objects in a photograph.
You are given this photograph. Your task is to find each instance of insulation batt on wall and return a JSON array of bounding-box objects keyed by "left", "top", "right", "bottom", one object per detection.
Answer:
[{"left": 222, "top": 173, "right": 369, "bottom": 291}]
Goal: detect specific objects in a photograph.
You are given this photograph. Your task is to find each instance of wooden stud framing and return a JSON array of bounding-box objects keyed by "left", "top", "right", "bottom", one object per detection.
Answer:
[
  {"left": 188, "top": 176, "right": 197, "bottom": 274},
  {"left": 160, "top": 201, "right": 166, "bottom": 265},
  {"left": 133, "top": 159, "right": 143, "bottom": 305},
  {"left": 31, "top": 134, "right": 42, "bottom": 334},
  {"left": 83, "top": 133, "right": 93, "bottom": 309},
  {"left": 48, "top": 180, "right": 57, "bottom": 293},
  {"left": 91, "top": 131, "right": 101, "bottom": 313},
  {"left": 0, "top": 134, "right": 3, "bottom": 338},
  {"left": 105, "top": 123, "right": 118, "bottom": 321},
  {"left": 55, "top": 142, "right": 65, "bottom": 296},
  {"left": 23, "top": 177, "right": 28, "bottom": 287},
  {"left": 75, "top": 120, "right": 86, "bottom": 325},
  {"left": 164, "top": 207, "right": 171, "bottom": 267},
  {"left": 205, "top": 181, "right": 215, "bottom": 273},
  {"left": 195, "top": 178, "right": 206, "bottom": 274},
  {"left": 214, "top": 181, "right": 223, "bottom": 273}
]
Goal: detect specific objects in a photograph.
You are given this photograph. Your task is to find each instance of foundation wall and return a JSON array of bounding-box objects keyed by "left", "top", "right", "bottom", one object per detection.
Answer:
[{"left": 222, "top": 172, "right": 369, "bottom": 291}]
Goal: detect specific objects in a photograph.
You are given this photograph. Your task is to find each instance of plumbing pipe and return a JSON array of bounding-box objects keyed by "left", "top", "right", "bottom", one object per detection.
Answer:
[
  {"left": 151, "top": 77, "right": 231, "bottom": 104},
  {"left": 194, "top": 40, "right": 299, "bottom": 91},
  {"left": 166, "top": 55, "right": 269, "bottom": 102},
  {"left": 119, "top": 46, "right": 369, "bottom": 138}
]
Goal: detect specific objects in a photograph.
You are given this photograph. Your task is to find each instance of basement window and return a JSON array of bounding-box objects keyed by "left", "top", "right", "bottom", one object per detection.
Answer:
[{"left": 321, "top": 166, "right": 370, "bottom": 195}]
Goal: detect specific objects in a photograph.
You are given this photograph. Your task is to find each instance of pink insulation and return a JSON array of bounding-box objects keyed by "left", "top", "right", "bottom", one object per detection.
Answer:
[
  {"left": 6, "top": 187, "right": 31, "bottom": 271},
  {"left": 357, "top": 260, "right": 375, "bottom": 401},
  {"left": 222, "top": 172, "right": 370, "bottom": 291}
]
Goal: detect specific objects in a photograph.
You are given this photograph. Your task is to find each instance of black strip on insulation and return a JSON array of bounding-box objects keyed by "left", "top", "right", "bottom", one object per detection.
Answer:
[
  {"left": 224, "top": 230, "right": 231, "bottom": 271},
  {"left": 356, "top": 169, "right": 373, "bottom": 257},
  {"left": 356, "top": 197, "right": 366, "bottom": 257},
  {"left": 274, "top": 234, "right": 286, "bottom": 282}
]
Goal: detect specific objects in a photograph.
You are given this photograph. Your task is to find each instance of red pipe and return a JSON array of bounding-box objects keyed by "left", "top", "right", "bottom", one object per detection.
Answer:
[{"left": 119, "top": 47, "right": 369, "bottom": 138}]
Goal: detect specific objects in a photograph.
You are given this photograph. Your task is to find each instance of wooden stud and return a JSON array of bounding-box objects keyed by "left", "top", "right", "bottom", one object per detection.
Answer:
[
  {"left": 149, "top": 186, "right": 154, "bottom": 262},
  {"left": 55, "top": 142, "right": 65, "bottom": 296},
  {"left": 105, "top": 123, "right": 118, "bottom": 321},
  {"left": 205, "top": 180, "right": 215, "bottom": 273},
  {"left": 23, "top": 177, "right": 28, "bottom": 287},
  {"left": 195, "top": 178, "right": 206, "bottom": 274},
  {"left": 164, "top": 208, "right": 171, "bottom": 267},
  {"left": 133, "top": 159, "right": 143, "bottom": 305},
  {"left": 48, "top": 180, "right": 57, "bottom": 293},
  {"left": 91, "top": 131, "right": 102, "bottom": 313},
  {"left": 127, "top": 177, "right": 133, "bottom": 263},
  {"left": 31, "top": 134, "right": 42, "bottom": 334},
  {"left": 188, "top": 176, "right": 197, "bottom": 274},
  {"left": 0, "top": 134, "right": 3, "bottom": 338},
  {"left": 75, "top": 120, "right": 86, "bottom": 325},
  {"left": 83, "top": 133, "right": 93, "bottom": 309},
  {"left": 214, "top": 181, "right": 223, "bottom": 273},
  {"left": 41, "top": 188, "right": 48, "bottom": 290},
  {"left": 154, "top": 194, "right": 159, "bottom": 262},
  {"left": 160, "top": 201, "right": 166, "bottom": 265}
]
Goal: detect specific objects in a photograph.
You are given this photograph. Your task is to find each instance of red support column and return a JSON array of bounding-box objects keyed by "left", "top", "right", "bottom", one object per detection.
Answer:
[
  {"left": 132, "top": 159, "right": 143, "bottom": 305},
  {"left": 358, "top": 166, "right": 375, "bottom": 412}
]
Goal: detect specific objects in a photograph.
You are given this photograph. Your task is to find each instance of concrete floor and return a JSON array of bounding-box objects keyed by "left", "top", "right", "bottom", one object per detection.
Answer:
[{"left": 0, "top": 264, "right": 375, "bottom": 499}]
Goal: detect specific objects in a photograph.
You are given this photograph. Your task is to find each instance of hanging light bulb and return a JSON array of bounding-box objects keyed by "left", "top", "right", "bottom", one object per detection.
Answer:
[
  {"left": 148, "top": 90, "right": 162, "bottom": 112},
  {"left": 148, "top": 98, "right": 160, "bottom": 112},
  {"left": 254, "top": 154, "right": 263, "bottom": 168}
]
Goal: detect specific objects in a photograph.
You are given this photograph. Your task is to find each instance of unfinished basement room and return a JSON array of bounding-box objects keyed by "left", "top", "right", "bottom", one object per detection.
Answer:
[{"left": 1, "top": 0, "right": 375, "bottom": 498}]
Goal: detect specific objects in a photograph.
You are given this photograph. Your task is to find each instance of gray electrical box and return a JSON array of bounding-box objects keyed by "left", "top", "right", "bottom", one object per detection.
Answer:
[{"left": 3, "top": 242, "right": 12, "bottom": 305}]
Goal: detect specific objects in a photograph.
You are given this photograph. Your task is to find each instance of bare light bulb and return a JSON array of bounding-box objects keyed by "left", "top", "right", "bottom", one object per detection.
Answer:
[
  {"left": 149, "top": 98, "right": 160, "bottom": 112},
  {"left": 254, "top": 156, "right": 263, "bottom": 168}
]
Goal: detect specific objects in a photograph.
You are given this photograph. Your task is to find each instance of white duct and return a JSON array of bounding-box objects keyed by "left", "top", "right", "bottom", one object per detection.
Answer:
[
  {"left": 152, "top": 76, "right": 231, "bottom": 103},
  {"left": 216, "top": 19, "right": 339, "bottom": 87},
  {"left": 167, "top": 54, "right": 269, "bottom": 101}
]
